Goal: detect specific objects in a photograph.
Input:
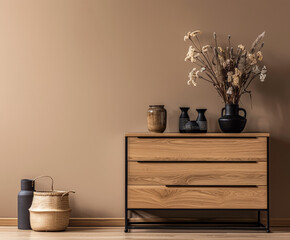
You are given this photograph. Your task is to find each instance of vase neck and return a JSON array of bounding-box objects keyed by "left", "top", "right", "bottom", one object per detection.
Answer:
[
  {"left": 225, "top": 104, "right": 239, "bottom": 116},
  {"left": 149, "top": 105, "right": 164, "bottom": 109},
  {"left": 196, "top": 109, "right": 207, "bottom": 121},
  {"left": 180, "top": 107, "right": 189, "bottom": 112},
  {"left": 21, "top": 179, "right": 34, "bottom": 191},
  {"left": 180, "top": 107, "right": 190, "bottom": 119}
]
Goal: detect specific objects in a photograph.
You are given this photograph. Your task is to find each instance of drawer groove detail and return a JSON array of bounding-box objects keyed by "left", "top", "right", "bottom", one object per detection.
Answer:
[
  {"left": 164, "top": 185, "right": 258, "bottom": 188},
  {"left": 136, "top": 161, "right": 258, "bottom": 163}
]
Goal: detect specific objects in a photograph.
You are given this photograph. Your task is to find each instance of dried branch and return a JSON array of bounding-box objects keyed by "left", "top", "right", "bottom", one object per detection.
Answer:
[
  {"left": 250, "top": 31, "right": 265, "bottom": 53},
  {"left": 184, "top": 30, "right": 266, "bottom": 105}
]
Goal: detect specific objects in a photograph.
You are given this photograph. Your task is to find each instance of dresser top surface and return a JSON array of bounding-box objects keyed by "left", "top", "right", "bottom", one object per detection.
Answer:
[{"left": 125, "top": 132, "right": 270, "bottom": 137}]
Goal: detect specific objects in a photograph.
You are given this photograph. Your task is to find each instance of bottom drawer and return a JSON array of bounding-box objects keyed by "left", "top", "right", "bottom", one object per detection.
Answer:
[{"left": 128, "top": 186, "right": 267, "bottom": 209}]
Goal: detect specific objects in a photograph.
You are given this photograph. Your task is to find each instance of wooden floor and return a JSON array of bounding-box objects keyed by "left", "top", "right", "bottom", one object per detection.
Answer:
[{"left": 1, "top": 227, "right": 290, "bottom": 240}]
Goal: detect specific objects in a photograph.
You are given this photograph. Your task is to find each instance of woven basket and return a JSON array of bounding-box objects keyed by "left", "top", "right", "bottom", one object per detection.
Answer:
[{"left": 29, "top": 176, "right": 75, "bottom": 231}]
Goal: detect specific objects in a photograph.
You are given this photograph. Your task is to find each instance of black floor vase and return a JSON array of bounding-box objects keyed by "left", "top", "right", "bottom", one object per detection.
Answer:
[
  {"left": 18, "top": 179, "right": 35, "bottom": 230},
  {"left": 218, "top": 104, "right": 247, "bottom": 133}
]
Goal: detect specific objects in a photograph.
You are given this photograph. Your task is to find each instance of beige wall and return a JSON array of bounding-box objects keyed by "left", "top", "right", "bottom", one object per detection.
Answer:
[{"left": 0, "top": 0, "right": 289, "bottom": 218}]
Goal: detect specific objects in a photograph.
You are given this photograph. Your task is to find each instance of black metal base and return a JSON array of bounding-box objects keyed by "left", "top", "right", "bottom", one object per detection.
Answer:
[
  {"left": 124, "top": 209, "right": 270, "bottom": 233},
  {"left": 126, "top": 225, "right": 268, "bottom": 231}
]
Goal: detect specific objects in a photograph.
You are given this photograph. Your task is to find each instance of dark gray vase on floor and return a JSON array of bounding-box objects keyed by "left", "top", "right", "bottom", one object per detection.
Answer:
[
  {"left": 18, "top": 179, "right": 35, "bottom": 230},
  {"left": 218, "top": 104, "right": 247, "bottom": 133}
]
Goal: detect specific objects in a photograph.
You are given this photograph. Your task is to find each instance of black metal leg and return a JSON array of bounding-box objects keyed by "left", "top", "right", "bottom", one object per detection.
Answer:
[
  {"left": 267, "top": 137, "right": 270, "bottom": 233},
  {"left": 267, "top": 210, "right": 270, "bottom": 233},
  {"left": 124, "top": 209, "right": 128, "bottom": 232},
  {"left": 125, "top": 136, "right": 129, "bottom": 233}
]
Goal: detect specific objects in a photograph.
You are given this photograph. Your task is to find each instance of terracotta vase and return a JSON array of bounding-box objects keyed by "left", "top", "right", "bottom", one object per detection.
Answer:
[{"left": 147, "top": 105, "right": 167, "bottom": 133}]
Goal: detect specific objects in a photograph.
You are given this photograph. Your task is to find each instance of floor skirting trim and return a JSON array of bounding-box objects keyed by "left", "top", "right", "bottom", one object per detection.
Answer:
[{"left": 1, "top": 217, "right": 290, "bottom": 227}]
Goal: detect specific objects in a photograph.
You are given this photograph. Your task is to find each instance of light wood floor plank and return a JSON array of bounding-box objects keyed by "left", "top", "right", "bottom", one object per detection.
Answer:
[{"left": 0, "top": 227, "right": 290, "bottom": 239}]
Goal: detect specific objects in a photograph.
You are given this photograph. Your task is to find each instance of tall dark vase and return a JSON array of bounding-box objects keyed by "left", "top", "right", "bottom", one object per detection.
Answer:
[
  {"left": 196, "top": 109, "right": 207, "bottom": 133},
  {"left": 179, "top": 107, "right": 190, "bottom": 133},
  {"left": 18, "top": 179, "right": 35, "bottom": 230},
  {"left": 218, "top": 104, "right": 247, "bottom": 133}
]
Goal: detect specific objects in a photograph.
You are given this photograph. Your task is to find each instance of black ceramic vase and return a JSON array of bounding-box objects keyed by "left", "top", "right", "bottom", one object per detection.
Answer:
[
  {"left": 179, "top": 107, "right": 190, "bottom": 133},
  {"left": 185, "top": 120, "right": 200, "bottom": 132},
  {"left": 18, "top": 179, "right": 34, "bottom": 230},
  {"left": 196, "top": 109, "right": 207, "bottom": 133},
  {"left": 218, "top": 104, "right": 247, "bottom": 133}
]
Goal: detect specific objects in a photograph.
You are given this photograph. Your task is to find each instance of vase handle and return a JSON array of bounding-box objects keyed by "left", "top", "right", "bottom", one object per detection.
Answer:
[
  {"left": 239, "top": 108, "right": 247, "bottom": 118},
  {"left": 221, "top": 107, "right": 225, "bottom": 117}
]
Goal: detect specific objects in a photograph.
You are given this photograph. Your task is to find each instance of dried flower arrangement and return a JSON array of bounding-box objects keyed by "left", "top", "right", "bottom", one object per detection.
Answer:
[{"left": 184, "top": 31, "right": 267, "bottom": 104}]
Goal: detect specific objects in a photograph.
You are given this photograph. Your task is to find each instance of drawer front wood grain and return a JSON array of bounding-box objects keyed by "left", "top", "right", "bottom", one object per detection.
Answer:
[
  {"left": 128, "top": 186, "right": 267, "bottom": 209},
  {"left": 128, "top": 137, "right": 267, "bottom": 161},
  {"left": 128, "top": 162, "right": 267, "bottom": 186}
]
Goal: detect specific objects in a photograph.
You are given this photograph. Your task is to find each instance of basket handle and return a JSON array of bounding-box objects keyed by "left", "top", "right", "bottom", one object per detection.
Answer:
[
  {"left": 32, "top": 175, "right": 54, "bottom": 192},
  {"left": 61, "top": 191, "right": 75, "bottom": 198}
]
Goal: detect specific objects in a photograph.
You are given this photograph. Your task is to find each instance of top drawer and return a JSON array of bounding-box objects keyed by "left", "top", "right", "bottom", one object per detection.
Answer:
[{"left": 128, "top": 137, "right": 267, "bottom": 161}]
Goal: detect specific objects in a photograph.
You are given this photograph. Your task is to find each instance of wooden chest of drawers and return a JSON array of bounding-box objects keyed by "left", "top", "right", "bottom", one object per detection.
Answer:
[{"left": 125, "top": 133, "right": 270, "bottom": 232}]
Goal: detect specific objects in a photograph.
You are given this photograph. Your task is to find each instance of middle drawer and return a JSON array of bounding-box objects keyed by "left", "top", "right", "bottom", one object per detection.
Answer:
[{"left": 128, "top": 162, "right": 267, "bottom": 186}]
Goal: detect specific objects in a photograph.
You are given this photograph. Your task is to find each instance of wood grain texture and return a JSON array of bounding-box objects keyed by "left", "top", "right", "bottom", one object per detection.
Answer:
[
  {"left": 128, "top": 186, "right": 267, "bottom": 209},
  {"left": 128, "top": 137, "right": 267, "bottom": 161},
  {"left": 126, "top": 132, "right": 270, "bottom": 137},
  {"left": 128, "top": 162, "right": 267, "bottom": 186},
  {"left": 1, "top": 227, "right": 290, "bottom": 239}
]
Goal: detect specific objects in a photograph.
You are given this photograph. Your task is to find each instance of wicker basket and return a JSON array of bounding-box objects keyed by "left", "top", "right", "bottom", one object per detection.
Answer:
[{"left": 29, "top": 176, "right": 75, "bottom": 231}]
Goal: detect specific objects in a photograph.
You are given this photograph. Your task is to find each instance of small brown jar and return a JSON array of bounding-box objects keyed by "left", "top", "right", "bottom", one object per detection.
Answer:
[{"left": 147, "top": 105, "right": 167, "bottom": 133}]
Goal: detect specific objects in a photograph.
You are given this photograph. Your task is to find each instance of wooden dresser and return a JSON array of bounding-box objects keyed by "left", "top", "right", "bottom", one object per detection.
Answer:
[{"left": 125, "top": 133, "right": 270, "bottom": 232}]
